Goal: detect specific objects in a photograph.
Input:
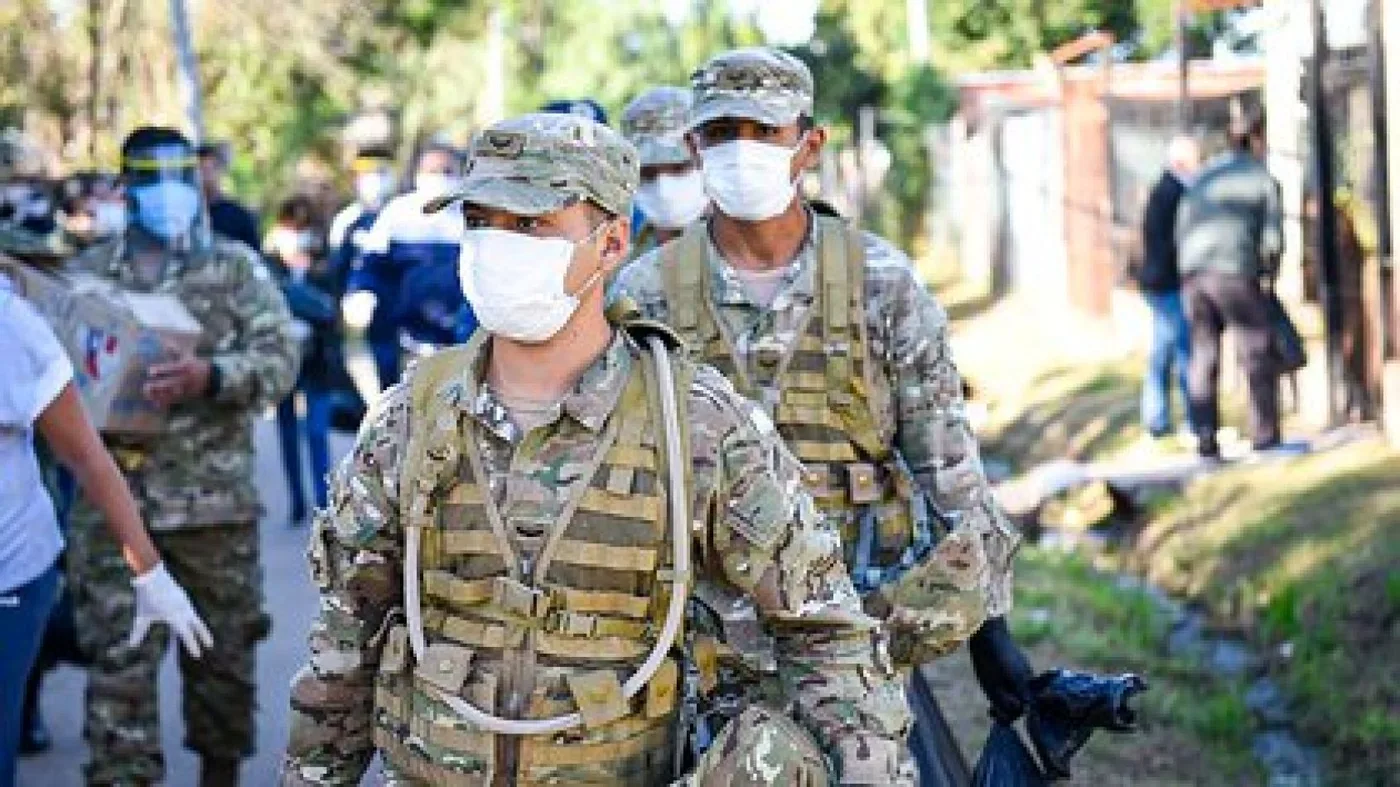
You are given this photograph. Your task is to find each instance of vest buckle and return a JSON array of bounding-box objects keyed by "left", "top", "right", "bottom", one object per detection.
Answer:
[
  {"left": 545, "top": 609, "right": 599, "bottom": 638},
  {"left": 491, "top": 576, "right": 549, "bottom": 619}
]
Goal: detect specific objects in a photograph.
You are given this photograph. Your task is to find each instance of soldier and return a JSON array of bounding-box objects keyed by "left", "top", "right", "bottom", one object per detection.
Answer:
[
  {"left": 620, "top": 87, "right": 709, "bottom": 256},
  {"left": 282, "top": 112, "right": 914, "bottom": 786},
  {"left": 0, "top": 129, "right": 69, "bottom": 262},
  {"left": 614, "top": 42, "right": 1020, "bottom": 677},
  {"left": 66, "top": 126, "right": 299, "bottom": 786}
]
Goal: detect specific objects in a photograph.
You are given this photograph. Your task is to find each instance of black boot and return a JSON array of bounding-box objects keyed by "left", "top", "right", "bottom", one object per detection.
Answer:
[
  {"left": 200, "top": 757, "right": 241, "bottom": 787},
  {"left": 18, "top": 666, "right": 50, "bottom": 755}
]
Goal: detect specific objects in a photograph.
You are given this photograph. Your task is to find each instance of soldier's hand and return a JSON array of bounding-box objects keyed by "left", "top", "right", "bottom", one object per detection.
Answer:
[
  {"left": 144, "top": 355, "right": 213, "bottom": 407},
  {"left": 129, "top": 563, "right": 215, "bottom": 658}
]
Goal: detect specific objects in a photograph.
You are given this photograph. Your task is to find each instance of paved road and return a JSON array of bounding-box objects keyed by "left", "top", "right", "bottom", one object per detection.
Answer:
[{"left": 18, "top": 416, "right": 353, "bottom": 786}]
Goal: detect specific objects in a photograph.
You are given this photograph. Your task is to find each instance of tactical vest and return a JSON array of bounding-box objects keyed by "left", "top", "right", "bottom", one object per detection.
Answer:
[
  {"left": 659, "top": 216, "right": 939, "bottom": 592},
  {"left": 380, "top": 330, "right": 695, "bottom": 786}
]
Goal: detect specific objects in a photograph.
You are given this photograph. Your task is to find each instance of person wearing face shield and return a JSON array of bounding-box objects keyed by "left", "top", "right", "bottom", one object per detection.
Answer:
[
  {"left": 329, "top": 150, "right": 395, "bottom": 302},
  {"left": 344, "top": 144, "right": 471, "bottom": 391},
  {"left": 65, "top": 126, "right": 299, "bottom": 787},
  {"left": 621, "top": 87, "right": 710, "bottom": 258},
  {"left": 613, "top": 48, "right": 1145, "bottom": 783},
  {"left": 282, "top": 112, "right": 914, "bottom": 786}
]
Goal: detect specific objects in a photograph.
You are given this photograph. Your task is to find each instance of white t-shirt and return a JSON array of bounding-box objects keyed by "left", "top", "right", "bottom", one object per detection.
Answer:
[{"left": 0, "top": 273, "right": 70, "bottom": 593}]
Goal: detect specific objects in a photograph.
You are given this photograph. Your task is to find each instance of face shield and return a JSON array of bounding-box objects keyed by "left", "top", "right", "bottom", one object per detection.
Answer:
[{"left": 122, "top": 142, "right": 212, "bottom": 254}]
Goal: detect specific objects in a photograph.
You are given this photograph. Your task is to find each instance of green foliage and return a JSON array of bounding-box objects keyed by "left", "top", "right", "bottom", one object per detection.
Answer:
[{"left": 2, "top": 0, "right": 1181, "bottom": 242}]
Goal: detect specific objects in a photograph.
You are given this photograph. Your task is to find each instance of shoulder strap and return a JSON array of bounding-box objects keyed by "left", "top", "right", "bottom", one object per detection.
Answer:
[
  {"left": 399, "top": 335, "right": 486, "bottom": 528},
  {"left": 814, "top": 216, "right": 887, "bottom": 458},
  {"left": 659, "top": 224, "right": 710, "bottom": 352}
]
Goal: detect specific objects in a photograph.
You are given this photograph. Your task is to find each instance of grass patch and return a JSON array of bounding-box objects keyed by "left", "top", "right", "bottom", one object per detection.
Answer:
[
  {"left": 1009, "top": 547, "right": 1258, "bottom": 780},
  {"left": 1122, "top": 441, "right": 1400, "bottom": 780}
]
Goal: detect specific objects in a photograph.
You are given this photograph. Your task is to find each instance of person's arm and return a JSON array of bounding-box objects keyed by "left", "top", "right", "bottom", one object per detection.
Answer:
[
  {"left": 283, "top": 384, "right": 408, "bottom": 785},
  {"left": 36, "top": 383, "right": 212, "bottom": 657},
  {"left": 207, "top": 243, "right": 300, "bottom": 409},
  {"left": 878, "top": 246, "right": 1020, "bottom": 660},
  {"left": 37, "top": 384, "right": 156, "bottom": 574},
  {"left": 694, "top": 367, "right": 913, "bottom": 785}
]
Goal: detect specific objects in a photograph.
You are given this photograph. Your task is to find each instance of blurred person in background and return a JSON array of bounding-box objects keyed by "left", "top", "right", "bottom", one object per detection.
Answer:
[
  {"left": 1, "top": 270, "right": 208, "bottom": 787},
  {"left": 66, "top": 126, "right": 297, "bottom": 786},
  {"left": 332, "top": 151, "right": 397, "bottom": 388},
  {"left": 621, "top": 86, "right": 709, "bottom": 256},
  {"left": 0, "top": 130, "right": 66, "bottom": 261},
  {"left": 1176, "top": 109, "right": 1286, "bottom": 459},
  {"left": 344, "top": 143, "right": 469, "bottom": 387},
  {"left": 58, "top": 172, "right": 127, "bottom": 249},
  {"left": 196, "top": 141, "right": 261, "bottom": 252},
  {"left": 265, "top": 195, "right": 339, "bottom": 528},
  {"left": 1135, "top": 134, "right": 1200, "bottom": 445}
]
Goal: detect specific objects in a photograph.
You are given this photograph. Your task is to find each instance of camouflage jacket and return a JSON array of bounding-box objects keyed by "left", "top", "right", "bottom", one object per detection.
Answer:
[
  {"left": 614, "top": 216, "right": 1020, "bottom": 629},
  {"left": 284, "top": 331, "right": 913, "bottom": 785},
  {"left": 70, "top": 236, "right": 298, "bottom": 528}
]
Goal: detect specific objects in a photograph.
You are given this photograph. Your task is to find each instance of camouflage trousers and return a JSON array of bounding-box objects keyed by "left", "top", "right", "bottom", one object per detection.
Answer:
[
  {"left": 377, "top": 706, "right": 830, "bottom": 786},
  {"left": 68, "top": 505, "right": 265, "bottom": 786}
]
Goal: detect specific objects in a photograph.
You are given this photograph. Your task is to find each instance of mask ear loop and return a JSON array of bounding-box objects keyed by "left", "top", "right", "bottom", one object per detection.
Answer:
[{"left": 568, "top": 217, "right": 617, "bottom": 300}]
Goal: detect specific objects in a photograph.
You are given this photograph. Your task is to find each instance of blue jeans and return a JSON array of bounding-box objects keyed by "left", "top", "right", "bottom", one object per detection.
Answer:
[
  {"left": 276, "top": 386, "right": 333, "bottom": 522},
  {"left": 1, "top": 562, "right": 59, "bottom": 786},
  {"left": 1141, "top": 289, "right": 1194, "bottom": 436}
]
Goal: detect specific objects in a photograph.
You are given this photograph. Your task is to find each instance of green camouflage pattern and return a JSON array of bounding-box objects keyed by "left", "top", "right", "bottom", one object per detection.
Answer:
[
  {"left": 676, "top": 706, "right": 829, "bottom": 787},
  {"left": 282, "top": 330, "right": 914, "bottom": 785},
  {"left": 622, "top": 86, "right": 694, "bottom": 167},
  {"left": 67, "top": 514, "right": 266, "bottom": 783},
  {"left": 0, "top": 222, "right": 73, "bottom": 261},
  {"left": 614, "top": 218, "right": 1021, "bottom": 666},
  {"left": 426, "top": 113, "right": 641, "bottom": 218},
  {"left": 68, "top": 235, "right": 299, "bottom": 529},
  {"left": 689, "top": 48, "right": 815, "bottom": 130}
]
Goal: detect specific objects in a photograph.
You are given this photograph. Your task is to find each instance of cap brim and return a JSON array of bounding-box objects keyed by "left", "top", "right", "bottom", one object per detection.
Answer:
[
  {"left": 423, "top": 177, "right": 574, "bottom": 216},
  {"left": 687, "top": 98, "right": 802, "bottom": 131},
  {"left": 635, "top": 138, "right": 693, "bottom": 167}
]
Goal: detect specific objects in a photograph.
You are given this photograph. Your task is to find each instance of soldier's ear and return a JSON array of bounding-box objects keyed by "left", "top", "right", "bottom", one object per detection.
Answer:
[{"left": 600, "top": 216, "right": 630, "bottom": 272}]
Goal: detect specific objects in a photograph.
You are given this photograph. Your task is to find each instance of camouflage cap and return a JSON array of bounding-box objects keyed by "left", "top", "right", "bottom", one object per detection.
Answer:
[
  {"left": 621, "top": 87, "right": 694, "bottom": 167},
  {"left": 689, "top": 47, "right": 814, "bottom": 130},
  {"left": 0, "top": 129, "right": 48, "bottom": 180},
  {"left": 425, "top": 113, "right": 639, "bottom": 217}
]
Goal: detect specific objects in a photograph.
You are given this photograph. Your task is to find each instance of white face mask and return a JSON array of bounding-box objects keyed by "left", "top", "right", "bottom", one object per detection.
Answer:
[
  {"left": 356, "top": 171, "right": 394, "bottom": 207},
  {"left": 635, "top": 169, "right": 708, "bottom": 230},
  {"left": 458, "top": 224, "right": 609, "bottom": 343},
  {"left": 699, "top": 137, "right": 804, "bottom": 221},
  {"left": 92, "top": 201, "right": 128, "bottom": 236},
  {"left": 416, "top": 172, "right": 461, "bottom": 197}
]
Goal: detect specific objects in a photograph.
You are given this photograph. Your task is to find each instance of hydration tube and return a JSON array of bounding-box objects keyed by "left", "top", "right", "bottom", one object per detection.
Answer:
[{"left": 403, "top": 334, "right": 691, "bottom": 735}]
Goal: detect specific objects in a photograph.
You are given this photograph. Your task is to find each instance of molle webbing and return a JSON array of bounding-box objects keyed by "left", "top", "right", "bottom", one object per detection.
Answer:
[
  {"left": 659, "top": 215, "right": 887, "bottom": 469},
  {"left": 385, "top": 336, "right": 692, "bottom": 774}
]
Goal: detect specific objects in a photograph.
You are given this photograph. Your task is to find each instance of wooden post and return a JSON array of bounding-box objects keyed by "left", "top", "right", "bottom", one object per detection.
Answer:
[
  {"left": 168, "top": 0, "right": 203, "bottom": 144},
  {"left": 1311, "top": 0, "right": 1347, "bottom": 426}
]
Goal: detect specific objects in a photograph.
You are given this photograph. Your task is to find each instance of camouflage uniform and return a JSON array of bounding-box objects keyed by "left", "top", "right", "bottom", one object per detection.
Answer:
[
  {"left": 620, "top": 87, "right": 700, "bottom": 260},
  {"left": 0, "top": 129, "right": 70, "bottom": 263},
  {"left": 66, "top": 235, "right": 299, "bottom": 784},
  {"left": 284, "top": 114, "right": 913, "bottom": 786},
  {"left": 613, "top": 48, "right": 1020, "bottom": 667}
]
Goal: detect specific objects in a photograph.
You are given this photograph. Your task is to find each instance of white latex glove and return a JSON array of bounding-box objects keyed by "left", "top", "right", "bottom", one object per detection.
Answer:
[
  {"left": 129, "top": 563, "right": 215, "bottom": 659},
  {"left": 342, "top": 290, "right": 378, "bottom": 331}
]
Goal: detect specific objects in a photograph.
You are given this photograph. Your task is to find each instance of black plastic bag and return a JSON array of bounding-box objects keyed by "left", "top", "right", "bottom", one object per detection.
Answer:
[
  {"left": 1264, "top": 286, "right": 1307, "bottom": 374},
  {"left": 972, "top": 723, "right": 1049, "bottom": 787}
]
